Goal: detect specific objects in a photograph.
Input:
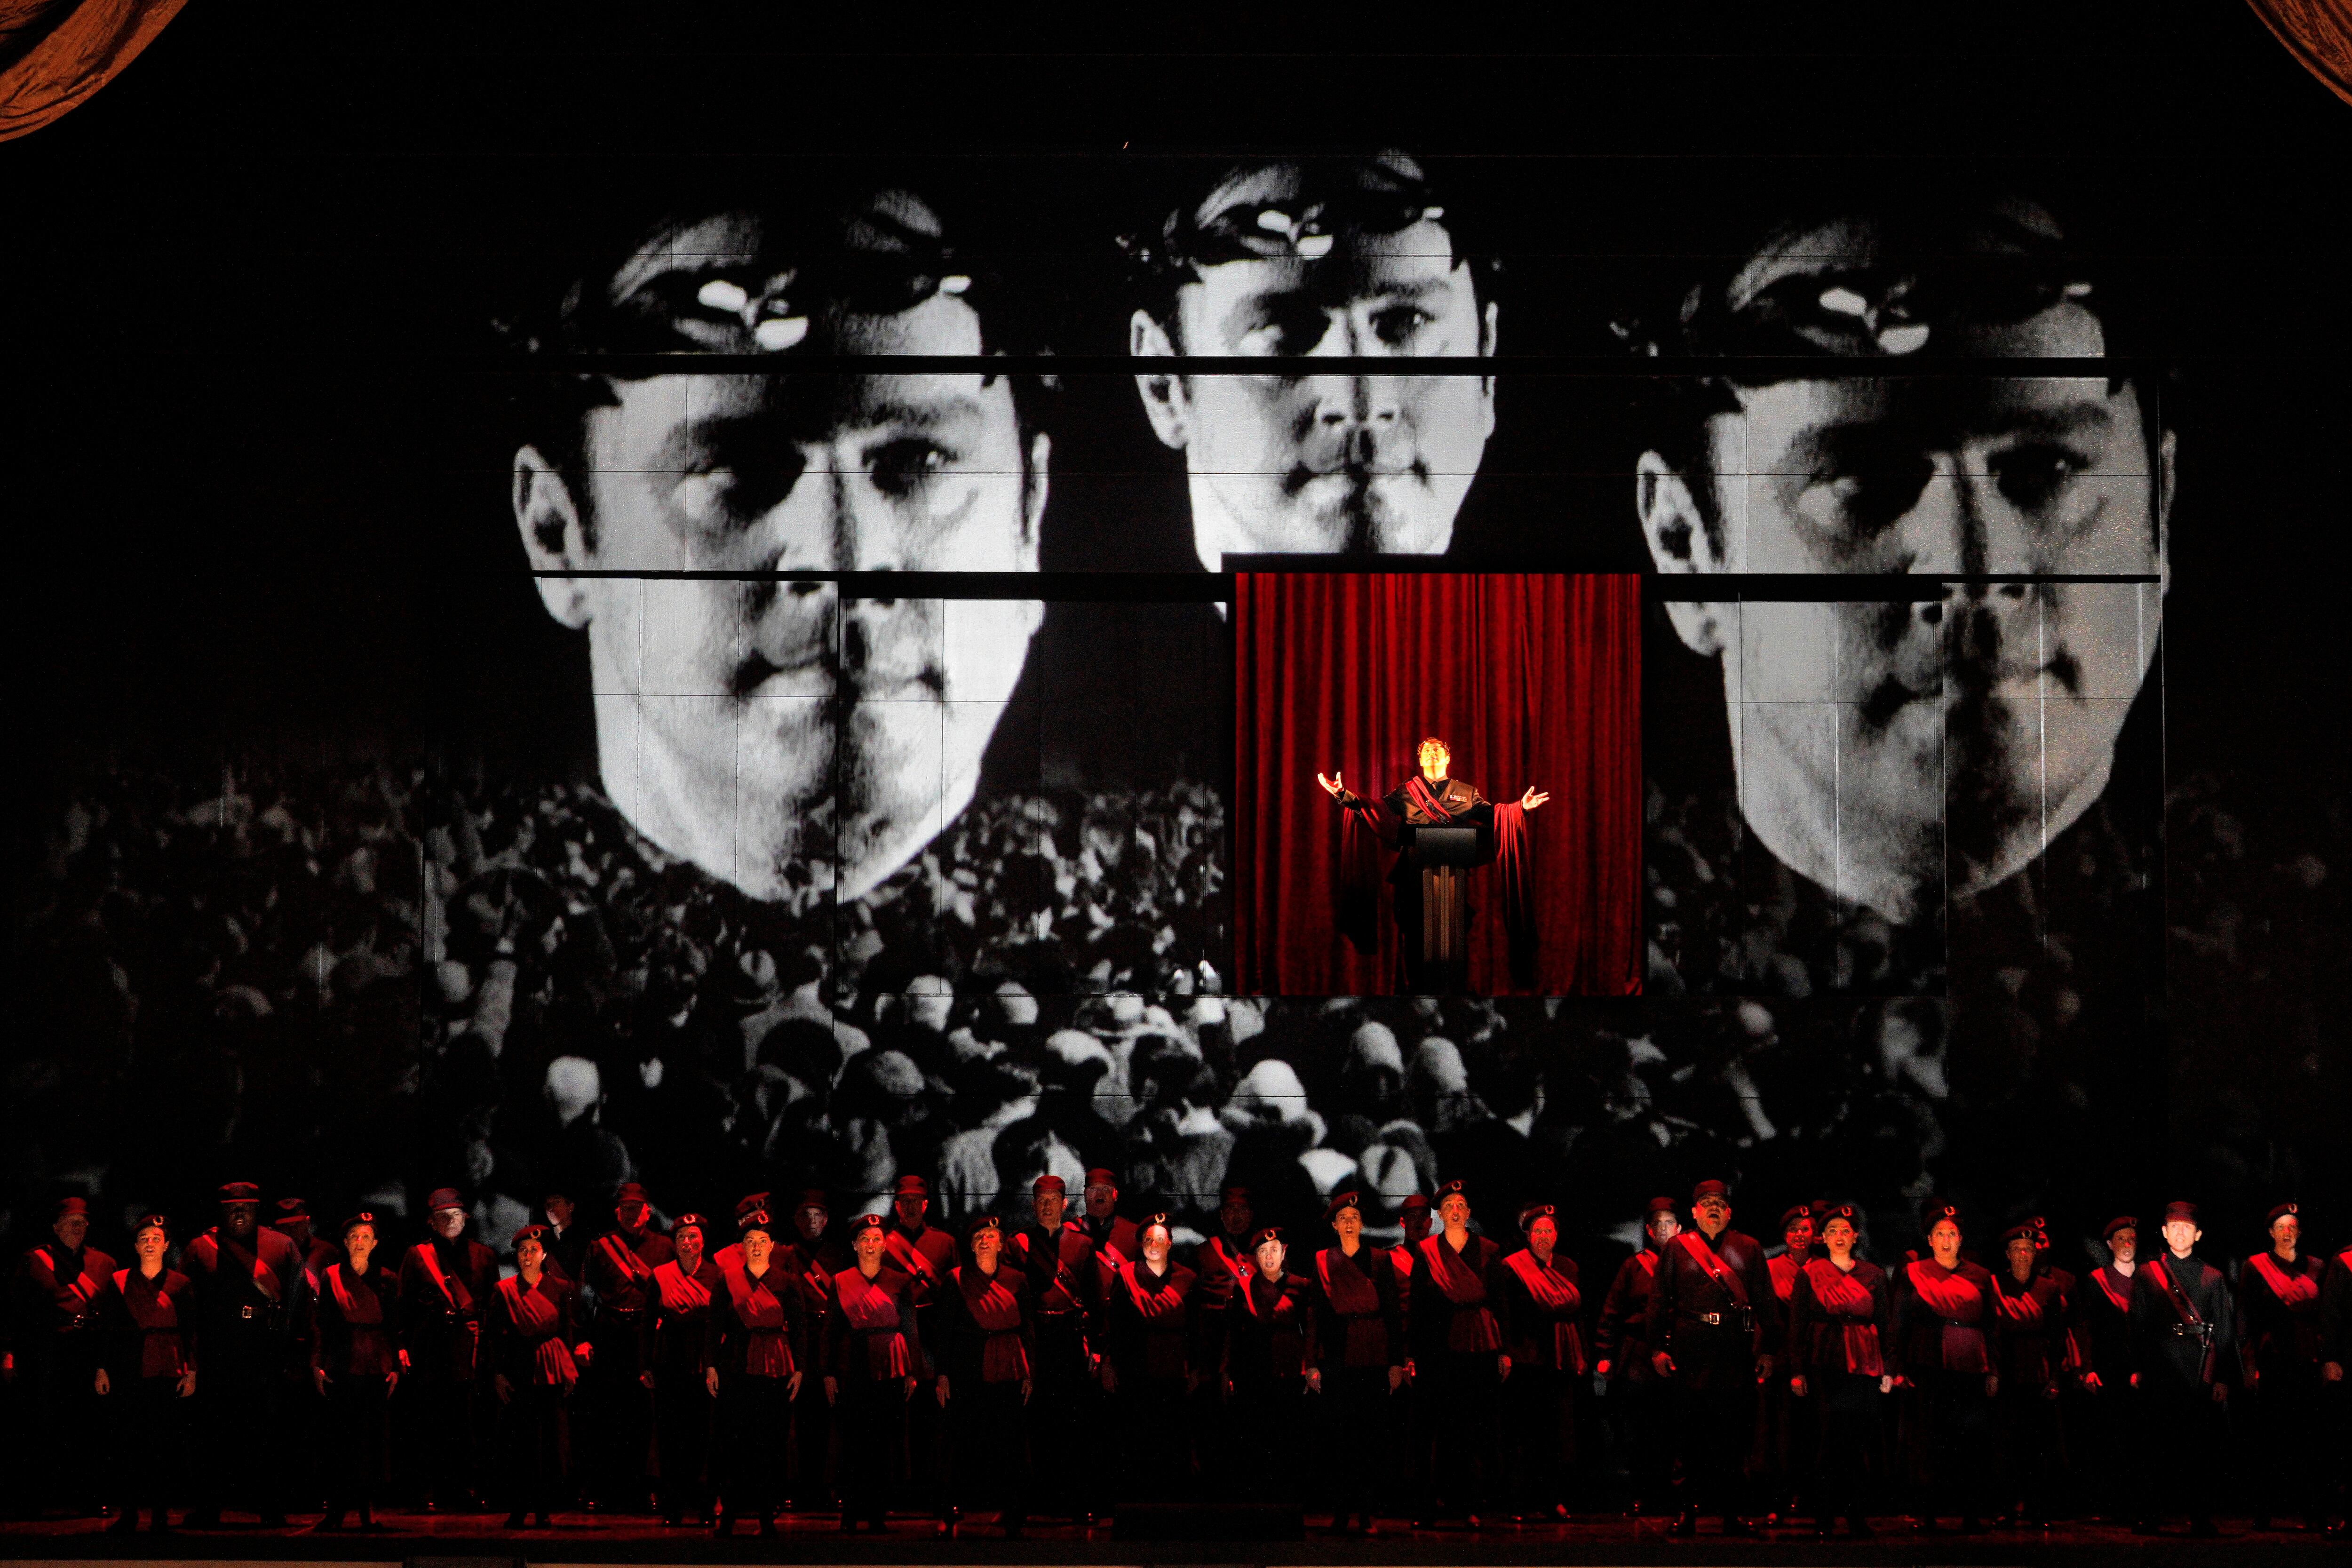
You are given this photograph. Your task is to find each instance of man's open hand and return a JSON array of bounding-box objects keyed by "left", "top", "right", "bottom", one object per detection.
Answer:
[
  {"left": 1317, "top": 771, "right": 1345, "bottom": 799},
  {"left": 1519, "top": 787, "right": 1550, "bottom": 811}
]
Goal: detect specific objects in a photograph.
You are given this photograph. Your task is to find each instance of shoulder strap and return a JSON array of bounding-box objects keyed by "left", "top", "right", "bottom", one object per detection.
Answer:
[
  {"left": 2147, "top": 1257, "right": 2204, "bottom": 1327},
  {"left": 1677, "top": 1231, "right": 1751, "bottom": 1306}
]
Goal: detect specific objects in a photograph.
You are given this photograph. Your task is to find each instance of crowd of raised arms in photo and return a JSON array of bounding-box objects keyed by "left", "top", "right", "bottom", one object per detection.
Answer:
[{"left": 4, "top": 1175, "right": 2343, "bottom": 1541}]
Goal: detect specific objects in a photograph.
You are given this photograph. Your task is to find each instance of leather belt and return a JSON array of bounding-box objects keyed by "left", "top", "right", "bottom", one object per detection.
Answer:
[{"left": 1697, "top": 1312, "right": 1723, "bottom": 1326}]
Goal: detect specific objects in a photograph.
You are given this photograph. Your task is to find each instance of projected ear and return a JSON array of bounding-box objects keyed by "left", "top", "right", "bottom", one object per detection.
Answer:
[
  {"left": 1131, "top": 310, "right": 1193, "bottom": 451},
  {"left": 1639, "top": 450, "right": 1730, "bottom": 657},
  {"left": 513, "top": 445, "right": 593, "bottom": 630}
]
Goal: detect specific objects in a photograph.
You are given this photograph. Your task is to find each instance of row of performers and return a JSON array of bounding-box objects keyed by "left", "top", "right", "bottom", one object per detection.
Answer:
[{"left": 8, "top": 1177, "right": 2346, "bottom": 1539}]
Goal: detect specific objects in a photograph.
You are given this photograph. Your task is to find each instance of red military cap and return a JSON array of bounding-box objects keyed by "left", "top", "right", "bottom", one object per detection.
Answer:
[
  {"left": 734, "top": 1191, "right": 774, "bottom": 1220},
  {"left": 738, "top": 1207, "right": 776, "bottom": 1237},
  {"left": 219, "top": 1181, "right": 263, "bottom": 1206},
  {"left": 272, "top": 1197, "right": 311, "bottom": 1225},
  {"left": 2265, "top": 1202, "right": 2299, "bottom": 1228},
  {"left": 966, "top": 1212, "right": 1004, "bottom": 1240},
  {"left": 1692, "top": 1179, "right": 1731, "bottom": 1204},
  {"left": 1642, "top": 1195, "right": 1677, "bottom": 1219},
  {"left": 2102, "top": 1215, "right": 2137, "bottom": 1241},
  {"left": 671, "top": 1212, "right": 709, "bottom": 1237},
  {"left": 1032, "top": 1174, "right": 1066, "bottom": 1196},
  {"left": 1921, "top": 1199, "right": 1961, "bottom": 1235},
  {"left": 615, "top": 1182, "right": 651, "bottom": 1207},
  {"left": 1518, "top": 1201, "right": 1557, "bottom": 1232},
  {"left": 1779, "top": 1204, "right": 1812, "bottom": 1233},
  {"left": 133, "top": 1212, "right": 169, "bottom": 1235},
  {"left": 1819, "top": 1203, "right": 1859, "bottom": 1228},
  {"left": 1400, "top": 1193, "right": 1431, "bottom": 1215},
  {"left": 1325, "top": 1190, "right": 1364, "bottom": 1224},
  {"left": 1085, "top": 1168, "right": 1119, "bottom": 1190},
  {"left": 851, "top": 1212, "right": 889, "bottom": 1238},
  {"left": 1221, "top": 1184, "right": 1252, "bottom": 1205},
  {"left": 2162, "top": 1200, "right": 2200, "bottom": 1225},
  {"left": 425, "top": 1187, "right": 465, "bottom": 1214},
  {"left": 1140, "top": 1211, "right": 1174, "bottom": 1239},
  {"left": 53, "top": 1195, "right": 90, "bottom": 1218},
  {"left": 893, "top": 1174, "right": 929, "bottom": 1197},
  {"left": 794, "top": 1188, "right": 829, "bottom": 1213},
  {"left": 1437, "top": 1178, "right": 1470, "bottom": 1203},
  {"left": 513, "top": 1224, "right": 550, "bottom": 1247}
]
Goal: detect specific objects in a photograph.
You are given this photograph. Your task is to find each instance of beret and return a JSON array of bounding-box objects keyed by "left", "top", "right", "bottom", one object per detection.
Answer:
[
  {"left": 1518, "top": 1202, "right": 1557, "bottom": 1231},
  {"left": 671, "top": 1213, "right": 709, "bottom": 1236},
  {"left": 2102, "top": 1215, "right": 2137, "bottom": 1241},
  {"left": 2265, "top": 1202, "right": 2299, "bottom": 1228},
  {"left": 1780, "top": 1205, "right": 1813, "bottom": 1232},
  {"left": 340, "top": 1210, "right": 379, "bottom": 1237},
  {"left": 1325, "top": 1190, "right": 1364, "bottom": 1224}
]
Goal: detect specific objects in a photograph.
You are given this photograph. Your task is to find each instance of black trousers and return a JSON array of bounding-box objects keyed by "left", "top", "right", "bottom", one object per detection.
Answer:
[
  {"left": 1430, "top": 1352, "right": 1503, "bottom": 1515},
  {"left": 1757, "top": 1375, "right": 1816, "bottom": 1511},
  {"left": 1807, "top": 1371, "right": 1882, "bottom": 1525},
  {"left": 1116, "top": 1375, "right": 1192, "bottom": 1500},
  {"left": 1503, "top": 1364, "right": 1574, "bottom": 1512},
  {"left": 192, "top": 1353, "right": 288, "bottom": 1518},
  {"left": 17, "top": 1347, "right": 106, "bottom": 1515},
  {"left": 1910, "top": 1369, "right": 1993, "bottom": 1523},
  {"left": 947, "top": 1379, "right": 1029, "bottom": 1523},
  {"left": 906, "top": 1354, "right": 947, "bottom": 1515},
  {"left": 584, "top": 1318, "right": 652, "bottom": 1507},
  {"left": 1226, "top": 1377, "right": 1308, "bottom": 1502},
  {"left": 2139, "top": 1380, "right": 2226, "bottom": 1527},
  {"left": 2078, "top": 1377, "right": 2146, "bottom": 1521},
  {"left": 1669, "top": 1374, "right": 1756, "bottom": 1520},
  {"left": 1607, "top": 1374, "right": 1674, "bottom": 1512},
  {"left": 836, "top": 1379, "right": 906, "bottom": 1524},
  {"left": 653, "top": 1369, "right": 716, "bottom": 1520},
  {"left": 496, "top": 1382, "right": 569, "bottom": 1517},
  {"left": 112, "top": 1377, "right": 186, "bottom": 1521},
  {"left": 321, "top": 1373, "right": 391, "bottom": 1518},
  {"left": 1322, "top": 1366, "right": 1391, "bottom": 1517},
  {"left": 1994, "top": 1381, "right": 2065, "bottom": 1519},
  {"left": 405, "top": 1370, "right": 482, "bottom": 1507},
  {"left": 2247, "top": 1369, "right": 2323, "bottom": 1522},
  {"left": 789, "top": 1368, "right": 833, "bottom": 1507},
  {"left": 717, "top": 1374, "right": 791, "bottom": 1522},
  {"left": 1027, "top": 1316, "right": 1089, "bottom": 1517}
]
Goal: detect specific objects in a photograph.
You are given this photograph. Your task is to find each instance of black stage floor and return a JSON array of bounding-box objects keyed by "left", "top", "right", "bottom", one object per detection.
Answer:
[{"left": 0, "top": 1509, "right": 2341, "bottom": 1565}]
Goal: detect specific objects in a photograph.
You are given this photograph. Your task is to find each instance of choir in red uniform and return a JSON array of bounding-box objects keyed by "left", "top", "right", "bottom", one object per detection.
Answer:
[{"left": 9, "top": 1176, "right": 2350, "bottom": 1538}]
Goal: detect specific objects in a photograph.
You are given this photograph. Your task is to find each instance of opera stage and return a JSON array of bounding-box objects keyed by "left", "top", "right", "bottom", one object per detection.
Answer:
[{"left": 0, "top": 1510, "right": 2340, "bottom": 1565}]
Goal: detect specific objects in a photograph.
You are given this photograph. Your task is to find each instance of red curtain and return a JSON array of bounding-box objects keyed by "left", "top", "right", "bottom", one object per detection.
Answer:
[{"left": 1235, "top": 573, "right": 1641, "bottom": 996}]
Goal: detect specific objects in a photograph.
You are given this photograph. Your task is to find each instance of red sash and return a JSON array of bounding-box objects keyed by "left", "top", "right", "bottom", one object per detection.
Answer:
[
  {"left": 958, "top": 1266, "right": 1029, "bottom": 1383},
  {"left": 113, "top": 1269, "right": 189, "bottom": 1379},
  {"left": 1635, "top": 1250, "right": 1659, "bottom": 1278},
  {"left": 1237, "top": 1274, "right": 1308, "bottom": 1378},
  {"left": 1402, "top": 775, "right": 1456, "bottom": 822},
  {"left": 2145, "top": 1256, "right": 2217, "bottom": 1381},
  {"left": 1122, "top": 1264, "right": 1192, "bottom": 1379},
  {"left": 415, "top": 1240, "right": 474, "bottom": 1314},
  {"left": 326, "top": 1264, "right": 397, "bottom": 1377},
  {"left": 595, "top": 1232, "right": 656, "bottom": 1287},
  {"left": 42, "top": 1247, "right": 102, "bottom": 1319},
  {"left": 2248, "top": 1252, "right": 2319, "bottom": 1311},
  {"left": 1419, "top": 1235, "right": 1500, "bottom": 1352},
  {"left": 1800, "top": 1259, "right": 1883, "bottom": 1376},
  {"left": 884, "top": 1230, "right": 942, "bottom": 1291},
  {"left": 655, "top": 1260, "right": 714, "bottom": 1316},
  {"left": 2090, "top": 1266, "right": 2132, "bottom": 1314},
  {"left": 1317, "top": 1249, "right": 1389, "bottom": 1367},
  {"left": 216, "top": 1232, "right": 283, "bottom": 1303},
  {"left": 499, "top": 1276, "right": 578, "bottom": 1388},
  {"left": 1504, "top": 1250, "right": 1586, "bottom": 1372},
  {"left": 1677, "top": 1231, "right": 1753, "bottom": 1308},
  {"left": 724, "top": 1267, "right": 795, "bottom": 1378},
  {"left": 836, "top": 1270, "right": 912, "bottom": 1380},
  {"left": 1905, "top": 1260, "right": 1989, "bottom": 1374},
  {"left": 1768, "top": 1253, "right": 1799, "bottom": 1305}
]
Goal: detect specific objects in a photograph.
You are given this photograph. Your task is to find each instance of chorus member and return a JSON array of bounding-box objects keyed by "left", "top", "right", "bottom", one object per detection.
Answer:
[
  {"left": 1595, "top": 1196, "right": 1678, "bottom": 1515},
  {"left": 2129, "top": 1201, "right": 2237, "bottom": 1537},
  {"left": 2071, "top": 1216, "right": 2143, "bottom": 1522},
  {"left": 179, "top": 1181, "right": 306, "bottom": 1528},
  {"left": 1009, "top": 1173, "right": 1098, "bottom": 1522},
  {"left": 2239, "top": 1202, "right": 2327, "bottom": 1531},
  {"left": 713, "top": 1208, "right": 806, "bottom": 1536},
  {"left": 1408, "top": 1179, "right": 1504, "bottom": 1525},
  {"left": 2320, "top": 1239, "right": 2351, "bottom": 1530},
  {"left": 937, "top": 1213, "right": 1033, "bottom": 1537},
  {"left": 95, "top": 1214, "right": 194, "bottom": 1534},
  {"left": 883, "top": 1175, "right": 956, "bottom": 1522},
  {"left": 486, "top": 1225, "right": 587, "bottom": 1530},
  {"left": 1311, "top": 1191, "right": 1404, "bottom": 1532},
  {"left": 1188, "top": 1184, "right": 1256, "bottom": 1484},
  {"left": 647, "top": 1214, "right": 724, "bottom": 1527},
  {"left": 1889, "top": 1203, "right": 2000, "bottom": 1534},
  {"left": 399, "top": 1186, "right": 499, "bottom": 1512},
  {"left": 1493, "top": 1202, "right": 1584, "bottom": 1523},
  {"left": 5, "top": 1196, "right": 114, "bottom": 1521},
  {"left": 1645, "top": 1179, "right": 1775, "bottom": 1536},
  {"left": 777, "top": 1189, "right": 844, "bottom": 1510},
  {"left": 823, "top": 1213, "right": 922, "bottom": 1533},
  {"left": 1391, "top": 1192, "right": 1434, "bottom": 1502},
  {"left": 1991, "top": 1222, "right": 2069, "bottom": 1526},
  {"left": 309, "top": 1212, "right": 402, "bottom": 1532},
  {"left": 1755, "top": 1205, "right": 1818, "bottom": 1521},
  {"left": 1784, "top": 1204, "right": 1891, "bottom": 1538},
  {"left": 580, "top": 1181, "right": 673, "bottom": 1512},
  {"left": 1222, "top": 1226, "right": 1320, "bottom": 1502},
  {"left": 1123, "top": 151, "right": 1498, "bottom": 567},
  {"left": 1104, "top": 1214, "right": 1197, "bottom": 1500}
]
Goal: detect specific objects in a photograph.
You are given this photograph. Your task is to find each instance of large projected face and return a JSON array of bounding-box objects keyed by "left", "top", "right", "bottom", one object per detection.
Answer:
[
  {"left": 1131, "top": 159, "right": 1496, "bottom": 569},
  {"left": 1643, "top": 299, "right": 2171, "bottom": 923},
  {"left": 515, "top": 207, "right": 1048, "bottom": 904}
]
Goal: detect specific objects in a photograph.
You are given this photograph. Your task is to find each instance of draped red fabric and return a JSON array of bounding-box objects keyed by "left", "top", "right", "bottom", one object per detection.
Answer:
[
  {"left": 0, "top": 0, "right": 183, "bottom": 141},
  {"left": 2247, "top": 0, "right": 2352, "bottom": 108},
  {"left": 1235, "top": 573, "right": 1640, "bottom": 995}
]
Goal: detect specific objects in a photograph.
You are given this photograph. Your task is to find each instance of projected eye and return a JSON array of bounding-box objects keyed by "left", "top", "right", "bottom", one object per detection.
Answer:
[
  {"left": 1368, "top": 304, "right": 1435, "bottom": 350},
  {"left": 1991, "top": 442, "right": 2087, "bottom": 512},
  {"left": 1818, "top": 455, "right": 1935, "bottom": 538},
  {"left": 1234, "top": 299, "right": 1335, "bottom": 358},
  {"left": 869, "top": 438, "right": 954, "bottom": 499}
]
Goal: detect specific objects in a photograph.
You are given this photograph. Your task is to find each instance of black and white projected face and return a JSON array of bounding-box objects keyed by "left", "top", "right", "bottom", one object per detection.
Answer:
[
  {"left": 516, "top": 210, "right": 1048, "bottom": 905},
  {"left": 1644, "top": 248, "right": 2170, "bottom": 924},
  {"left": 1131, "top": 164, "right": 1495, "bottom": 569}
]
